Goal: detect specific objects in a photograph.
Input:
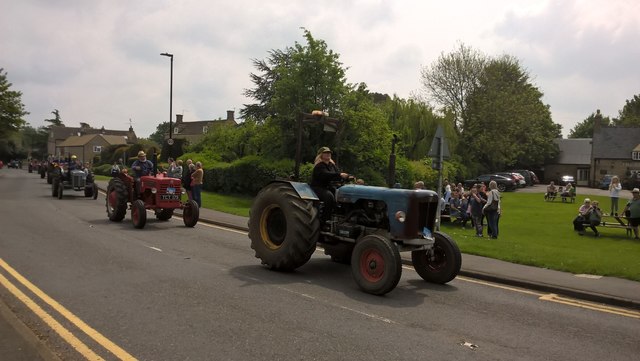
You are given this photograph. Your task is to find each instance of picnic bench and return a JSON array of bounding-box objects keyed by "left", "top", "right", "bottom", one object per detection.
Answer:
[
  {"left": 582, "top": 215, "right": 632, "bottom": 237},
  {"left": 545, "top": 185, "right": 576, "bottom": 203}
]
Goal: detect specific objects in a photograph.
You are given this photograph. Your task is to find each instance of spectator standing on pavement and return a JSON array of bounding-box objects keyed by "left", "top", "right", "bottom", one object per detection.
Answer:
[
  {"left": 167, "top": 158, "right": 182, "bottom": 179},
  {"left": 609, "top": 176, "right": 622, "bottom": 216},
  {"left": 182, "top": 159, "right": 193, "bottom": 200},
  {"left": 469, "top": 186, "right": 485, "bottom": 237},
  {"left": 622, "top": 188, "right": 640, "bottom": 239},
  {"left": 191, "top": 162, "right": 204, "bottom": 207},
  {"left": 483, "top": 180, "right": 501, "bottom": 239}
]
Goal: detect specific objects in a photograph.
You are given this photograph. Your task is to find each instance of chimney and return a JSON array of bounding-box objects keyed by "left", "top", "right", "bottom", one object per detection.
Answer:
[
  {"left": 176, "top": 114, "right": 183, "bottom": 124},
  {"left": 593, "top": 109, "right": 602, "bottom": 133},
  {"left": 226, "top": 110, "right": 235, "bottom": 122}
]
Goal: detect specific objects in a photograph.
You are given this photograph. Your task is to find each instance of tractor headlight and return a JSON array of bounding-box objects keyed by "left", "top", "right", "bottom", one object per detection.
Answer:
[
  {"left": 395, "top": 211, "right": 406, "bottom": 223},
  {"left": 151, "top": 188, "right": 157, "bottom": 194}
]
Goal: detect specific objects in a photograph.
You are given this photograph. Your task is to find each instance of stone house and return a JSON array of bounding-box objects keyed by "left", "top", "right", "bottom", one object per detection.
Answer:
[
  {"left": 48, "top": 123, "right": 137, "bottom": 157},
  {"left": 169, "top": 111, "right": 237, "bottom": 144},
  {"left": 56, "top": 134, "right": 130, "bottom": 164},
  {"left": 544, "top": 138, "right": 592, "bottom": 187},
  {"left": 590, "top": 119, "right": 640, "bottom": 188}
]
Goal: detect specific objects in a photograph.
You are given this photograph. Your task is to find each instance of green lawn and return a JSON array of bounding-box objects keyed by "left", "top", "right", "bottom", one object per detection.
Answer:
[
  {"left": 95, "top": 174, "right": 640, "bottom": 281},
  {"left": 441, "top": 192, "right": 640, "bottom": 281}
]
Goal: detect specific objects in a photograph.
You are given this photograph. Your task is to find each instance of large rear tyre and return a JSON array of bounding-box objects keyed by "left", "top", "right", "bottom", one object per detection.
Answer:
[
  {"left": 52, "top": 177, "right": 60, "bottom": 197},
  {"left": 57, "top": 182, "right": 63, "bottom": 199},
  {"left": 47, "top": 172, "right": 52, "bottom": 184},
  {"left": 40, "top": 168, "right": 45, "bottom": 178},
  {"left": 351, "top": 235, "right": 401, "bottom": 295},
  {"left": 106, "top": 178, "right": 128, "bottom": 222},
  {"left": 248, "top": 182, "right": 319, "bottom": 271},
  {"left": 411, "top": 231, "right": 461, "bottom": 284},
  {"left": 156, "top": 208, "right": 174, "bottom": 221},
  {"left": 92, "top": 183, "right": 98, "bottom": 200},
  {"left": 182, "top": 200, "right": 199, "bottom": 227},
  {"left": 131, "top": 199, "right": 147, "bottom": 229}
]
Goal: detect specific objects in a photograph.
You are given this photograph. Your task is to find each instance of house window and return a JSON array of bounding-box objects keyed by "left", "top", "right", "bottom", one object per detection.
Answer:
[
  {"left": 174, "top": 127, "right": 180, "bottom": 134},
  {"left": 203, "top": 126, "right": 208, "bottom": 134},
  {"left": 633, "top": 151, "right": 640, "bottom": 160},
  {"left": 93, "top": 145, "right": 102, "bottom": 153}
]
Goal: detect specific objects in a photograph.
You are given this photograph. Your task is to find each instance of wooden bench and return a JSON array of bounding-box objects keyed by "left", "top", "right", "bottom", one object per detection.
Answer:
[
  {"left": 545, "top": 186, "right": 576, "bottom": 203},
  {"left": 582, "top": 216, "right": 632, "bottom": 237}
]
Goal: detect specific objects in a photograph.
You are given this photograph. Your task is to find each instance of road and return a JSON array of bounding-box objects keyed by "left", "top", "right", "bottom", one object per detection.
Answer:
[{"left": 0, "top": 169, "right": 638, "bottom": 360}]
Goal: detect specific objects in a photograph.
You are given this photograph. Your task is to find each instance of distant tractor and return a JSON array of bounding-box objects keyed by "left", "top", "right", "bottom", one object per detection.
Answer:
[
  {"left": 106, "top": 170, "right": 199, "bottom": 229},
  {"left": 51, "top": 162, "right": 98, "bottom": 200}
]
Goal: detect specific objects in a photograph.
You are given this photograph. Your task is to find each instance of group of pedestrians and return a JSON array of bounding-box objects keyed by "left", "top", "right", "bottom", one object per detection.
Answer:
[
  {"left": 425, "top": 180, "right": 501, "bottom": 239},
  {"left": 166, "top": 158, "right": 203, "bottom": 208}
]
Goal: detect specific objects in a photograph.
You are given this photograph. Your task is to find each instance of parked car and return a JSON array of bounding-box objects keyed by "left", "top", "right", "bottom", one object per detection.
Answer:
[
  {"left": 496, "top": 172, "right": 526, "bottom": 187},
  {"left": 599, "top": 174, "right": 617, "bottom": 190},
  {"left": 529, "top": 171, "right": 540, "bottom": 184},
  {"left": 509, "top": 169, "right": 533, "bottom": 186},
  {"left": 560, "top": 175, "right": 575, "bottom": 186},
  {"left": 623, "top": 172, "right": 640, "bottom": 190},
  {"left": 463, "top": 174, "right": 517, "bottom": 192}
]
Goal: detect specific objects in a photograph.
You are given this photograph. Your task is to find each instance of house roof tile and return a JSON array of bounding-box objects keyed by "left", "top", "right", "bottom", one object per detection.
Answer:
[{"left": 592, "top": 126, "right": 640, "bottom": 159}]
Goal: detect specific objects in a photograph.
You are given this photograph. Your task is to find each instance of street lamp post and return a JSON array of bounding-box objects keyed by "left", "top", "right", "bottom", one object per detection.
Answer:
[{"left": 160, "top": 52, "right": 174, "bottom": 141}]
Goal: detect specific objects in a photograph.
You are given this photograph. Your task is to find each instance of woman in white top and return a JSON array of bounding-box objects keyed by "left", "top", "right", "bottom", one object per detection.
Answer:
[{"left": 609, "top": 176, "right": 622, "bottom": 215}]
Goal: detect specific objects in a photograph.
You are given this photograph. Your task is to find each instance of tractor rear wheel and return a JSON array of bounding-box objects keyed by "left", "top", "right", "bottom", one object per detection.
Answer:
[
  {"left": 106, "top": 178, "right": 128, "bottom": 222},
  {"left": 47, "top": 172, "right": 52, "bottom": 184},
  {"left": 57, "top": 181, "right": 63, "bottom": 199},
  {"left": 92, "top": 183, "right": 98, "bottom": 200},
  {"left": 411, "top": 231, "right": 461, "bottom": 284},
  {"left": 131, "top": 199, "right": 147, "bottom": 229},
  {"left": 248, "top": 182, "right": 319, "bottom": 271},
  {"left": 52, "top": 177, "right": 60, "bottom": 197},
  {"left": 156, "top": 208, "right": 174, "bottom": 221},
  {"left": 182, "top": 200, "right": 199, "bottom": 227},
  {"left": 351, "top": 235, "right": 401, "bottom": 295}
]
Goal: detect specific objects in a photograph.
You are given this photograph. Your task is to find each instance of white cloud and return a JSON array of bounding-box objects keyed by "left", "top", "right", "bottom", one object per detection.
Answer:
[{"left": 1, "top": 0, "right": 637, "bottom": 139}]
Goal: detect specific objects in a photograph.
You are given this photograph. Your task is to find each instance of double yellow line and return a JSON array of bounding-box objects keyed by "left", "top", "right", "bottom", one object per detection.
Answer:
[{"left": 0, "top": 258, "right": 136, "bottom": 360}]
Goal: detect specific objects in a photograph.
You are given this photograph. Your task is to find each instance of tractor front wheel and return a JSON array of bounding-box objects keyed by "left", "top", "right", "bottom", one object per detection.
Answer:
[
  {"left": 57, "top": 181, "right": 63, "bottom": 199},
  {"left": 106, "top": 178, "right": 128, "bottom": 222},
  {"left": 182, "top": 201, "right": 199, "bottom": 227},
  {"left": 411, "top": 231, "right": 461, "bottom": 284},
  {"left": 131, "top": 199, "right": 147, "bottom": 229},
  {"left": 52, "top": 177, "right": 60, "bottom": 197},
  {"left": 248, "top": 182, "right": 319, "bottom": 271},
  {"left": 351, "top": 235, "right": 401, "bottom": 295}
]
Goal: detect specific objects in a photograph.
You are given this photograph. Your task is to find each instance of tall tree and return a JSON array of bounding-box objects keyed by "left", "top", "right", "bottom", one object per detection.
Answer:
[
  {"left": 148, "top": 121, "right": 170, "bottom": 145},
  {"left": 241, "top": 29, "right": 349, "bottom": 161},
  {"left": 615, "top": 94, "right": 640, "bottom": 127},
  {"left": 0, "top": 68, "right": 29, "bottom": 139},
  {"left": 20, "top": 124, "right": 49, "bottom": 159},
  {"left": 568, "top": 111, "right": 612, "bottom": 138},
  {"left": 463, "top": 56, "right": 560, "bottom": 172},
  {"left": 420, "top": 43, "right": 487, "bottom": 133},
  {"left": 44, "top": 109, "right": 63, "bottom": 127}
]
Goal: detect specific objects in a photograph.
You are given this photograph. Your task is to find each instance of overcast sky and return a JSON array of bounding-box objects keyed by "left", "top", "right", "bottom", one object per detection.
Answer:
[{"left": 2, "top": 0, "right": 638, "bottom": 139}]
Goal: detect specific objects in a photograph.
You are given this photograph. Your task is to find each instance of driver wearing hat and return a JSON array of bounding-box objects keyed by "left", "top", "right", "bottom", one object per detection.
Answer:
[
  {"left": 131, "top": 151, "right": 154, "bottom": 178},
  {"left": 310, "top": 147, "right": 350, "bottom": 228}
]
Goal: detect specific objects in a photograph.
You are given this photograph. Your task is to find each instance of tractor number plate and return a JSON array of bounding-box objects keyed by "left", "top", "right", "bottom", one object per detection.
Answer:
[{"left": 160, "top": 194, "right": 180, "bottom": 200}]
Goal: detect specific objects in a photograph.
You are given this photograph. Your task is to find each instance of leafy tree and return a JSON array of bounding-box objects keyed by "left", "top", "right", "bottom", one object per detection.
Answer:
[
  {"left": 568, "top": 111, "right": 612, "bottom": 138},
  {"left": 463, "top": 56, "right": 560, "bottom": 172},
  {"left": 615, "top": 94, "right": 640, "bottom": 127},
  {"left": 20, "top": 124, "right": 49, "bottom": 159},
  {"left": 149, "top": 121, "right": 170, "bottom": 145},
  {"left": 241, "top": 29, "right": 349, "bottom": 161},
  {"left": 0, "top": 68, "right": 29, "bottom": 139},
  {"left": 420, "top": 43, "right": 487, "bottom": 133},
  {"left": 44, "top": 109, "right": 63, "bottom": 127}
]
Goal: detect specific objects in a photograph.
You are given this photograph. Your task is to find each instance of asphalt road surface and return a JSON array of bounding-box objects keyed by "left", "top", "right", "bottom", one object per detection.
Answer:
[{"left": 0, "top": 169, "right": 638, "bottom": 360}]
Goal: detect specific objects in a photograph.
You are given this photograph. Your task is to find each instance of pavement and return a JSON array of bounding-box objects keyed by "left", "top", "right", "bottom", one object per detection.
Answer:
[{"left": 2, "top": 176, "right": 639, "bottom": 360}]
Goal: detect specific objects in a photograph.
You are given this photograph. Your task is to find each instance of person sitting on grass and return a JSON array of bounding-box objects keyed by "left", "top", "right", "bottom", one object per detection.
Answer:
[{"left": 545, "top": 181, "right": 558, "bottom": 200}]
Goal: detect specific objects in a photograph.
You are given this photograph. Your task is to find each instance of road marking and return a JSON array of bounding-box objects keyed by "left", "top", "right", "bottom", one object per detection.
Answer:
[
  {"left": 146, "top": 246, "right": 163, "bottom": 252},
  {"left": 539, "top": 294, "right": 640, "bottom": 319},
  {"left": 198, "top": 221, "right": 248, "bottom": 235},
  {"left": 0, "top": 272, "right": 105, "bottom": 361},
  {"left": 0, "top": 258, "right": 137, "bottom": 360}
]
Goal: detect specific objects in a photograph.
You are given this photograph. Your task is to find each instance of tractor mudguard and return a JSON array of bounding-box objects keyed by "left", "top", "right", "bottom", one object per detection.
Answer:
[{"left": 269, "top": 180, "right": 319, "bottom": 201}]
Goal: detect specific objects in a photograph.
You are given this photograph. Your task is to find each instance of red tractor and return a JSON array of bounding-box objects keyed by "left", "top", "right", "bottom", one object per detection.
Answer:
[{"left": 106, "top": 170, "right": 199, "bottom": 229}]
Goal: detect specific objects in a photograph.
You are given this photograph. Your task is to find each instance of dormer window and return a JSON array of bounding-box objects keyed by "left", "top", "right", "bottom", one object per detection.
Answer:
[
  {"left": 633, "top": 151, "right": 640, "bottom": 161},
  {"left": 203, "top": 126, "right": 208, "bottom": 134},
  {"left": 174, "top": 127, "right": 180, "bottom": 134}
]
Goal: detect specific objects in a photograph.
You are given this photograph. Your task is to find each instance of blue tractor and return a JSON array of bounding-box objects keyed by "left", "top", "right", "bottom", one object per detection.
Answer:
[{"left": 248, "top": 180, "right": 462, "bottom": 295}]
